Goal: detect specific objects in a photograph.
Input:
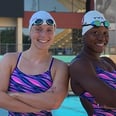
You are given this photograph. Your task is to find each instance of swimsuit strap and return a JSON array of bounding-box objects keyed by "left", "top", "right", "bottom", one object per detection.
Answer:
[
  {"left": 48, "top": 57, "right": 54, "bottom": 71},
  {"left": 15, "top": 52, "right": 22, "bottom": 67},
  {"left": 16, "top": 54, "right": 54, "bottom": 72}
]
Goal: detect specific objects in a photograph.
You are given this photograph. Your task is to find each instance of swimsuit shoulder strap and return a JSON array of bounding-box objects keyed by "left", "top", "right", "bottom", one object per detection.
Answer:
[
  {"left": 48, "top": 57, "right": 54, "bottom": 71},
  {"left": 15, "top": 52, "right": 22, "bottom": 67}
]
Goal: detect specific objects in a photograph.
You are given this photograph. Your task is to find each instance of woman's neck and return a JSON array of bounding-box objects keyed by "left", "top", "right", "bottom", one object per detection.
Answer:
[
  {"left": 23, "top": 49, "right": 51, "bottom": 62},
  {"left": 80, "top": 50, "right": 101, "bottom": 61}
]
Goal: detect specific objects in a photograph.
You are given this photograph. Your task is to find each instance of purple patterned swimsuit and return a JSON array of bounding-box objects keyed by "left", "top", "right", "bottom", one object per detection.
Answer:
[
  {"left": 80, "top": 67, "right": 116, "bottom": 116},
  {"left": 8, "top": 53, "right": 54, "bottom": 116}
]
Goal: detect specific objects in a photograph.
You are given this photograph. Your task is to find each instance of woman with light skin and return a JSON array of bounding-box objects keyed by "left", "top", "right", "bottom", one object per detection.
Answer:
[
  {"left": 69, "top": 10, "right": 116, "bottom": 116},
  {"left": 0, "top": 11, "right": 69, "bottom": 116}
]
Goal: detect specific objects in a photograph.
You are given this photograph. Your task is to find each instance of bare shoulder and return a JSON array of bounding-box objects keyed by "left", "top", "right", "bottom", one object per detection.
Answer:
[
  {"left": 70, "top": 57, "right": 90, "bottom": 72},
  {"left": 53, "top": 58, "right": 68, "bottom": 68},
  {"left": 69, "top": 57, "right": 95, "bottom": 81},
  {"left": 0, "top": 52, "right": 20, "bottom": 66},
  {"left": 52, "top": 58, "right": 69, "bottom": 77}
]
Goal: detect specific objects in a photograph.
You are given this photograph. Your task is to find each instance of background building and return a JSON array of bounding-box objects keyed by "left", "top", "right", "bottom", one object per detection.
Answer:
[{"left": 0, "top": 0, "right": 115, "bottom": 58}]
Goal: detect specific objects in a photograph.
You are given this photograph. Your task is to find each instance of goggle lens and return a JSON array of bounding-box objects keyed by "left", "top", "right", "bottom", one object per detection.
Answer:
[
  {"left": 35, "top": 19, "right": 43, "bottom": 25},
  {"left": 103, "top": 21, "right": 110, "bottom": 27},
  {"left": 46, "top": 19, "right": 54, "bottom": 25},
  {"left": 92, "top": 20, "right": 101, "bottom": 26}
]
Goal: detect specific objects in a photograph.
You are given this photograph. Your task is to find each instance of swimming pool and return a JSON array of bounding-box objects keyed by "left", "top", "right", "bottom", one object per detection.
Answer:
[
  {"left": 52, "top": 95, "right": 87, "bottom": 116},
  {"left": 0, "top": 96, "right": 87, "bottom": 116}
]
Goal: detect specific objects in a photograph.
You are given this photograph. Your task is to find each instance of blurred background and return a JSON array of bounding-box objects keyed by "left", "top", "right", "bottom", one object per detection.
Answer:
[{"left": 0, "top": 0, "right": 116, "bottom": 58}]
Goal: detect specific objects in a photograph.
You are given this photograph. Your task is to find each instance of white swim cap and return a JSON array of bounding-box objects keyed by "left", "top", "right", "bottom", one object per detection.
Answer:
[
  {"left": 82, "top": 10, "right": 107, "bottom": 35},
  {"left": 29, "top": 11, "right": 56, "bottom": 31}
]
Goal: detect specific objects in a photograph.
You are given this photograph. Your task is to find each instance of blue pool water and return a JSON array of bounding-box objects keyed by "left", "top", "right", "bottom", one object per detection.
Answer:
[
  {"left": 52, "top": 96, "right": 87, "bottom": 116},
  {"left": 0, "top": 96, "right": 87, "bottom": 116}
]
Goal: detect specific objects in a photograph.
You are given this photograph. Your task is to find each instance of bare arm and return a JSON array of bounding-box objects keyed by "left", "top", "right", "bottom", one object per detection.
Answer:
[
  {"left": 70, "top": 59, "right": 116, "bottom": 108},
  {"left": 9, "top": 59, "right": 69, "bottom": 110},
  {"left": 0, "top": 91, "right": 41, "bottom": 112},
  {"left": 0, "top": 53, "right": 41, "bottom": 112}
]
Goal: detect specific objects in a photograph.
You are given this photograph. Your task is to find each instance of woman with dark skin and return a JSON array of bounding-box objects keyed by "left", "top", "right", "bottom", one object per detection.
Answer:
[{"left": 69, "top": 10, "right": 116, "bottom": 116}]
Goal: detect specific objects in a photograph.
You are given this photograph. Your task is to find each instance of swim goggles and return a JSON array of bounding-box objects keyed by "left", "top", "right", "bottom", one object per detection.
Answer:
[
  {"left": 32, "top": 19, "right": 55, "bottom": 26},
  {"left": 82, "top": 20, "right": 110, "bottom": 28}
]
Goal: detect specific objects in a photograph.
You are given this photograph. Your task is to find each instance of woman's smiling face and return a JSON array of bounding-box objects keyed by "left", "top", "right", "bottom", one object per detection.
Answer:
[
  {"left": 30, "top": 24, "right": 55, "bottom": 50},
  {"left": 84, "top": 26, "right": 109, "bottom": 53}
]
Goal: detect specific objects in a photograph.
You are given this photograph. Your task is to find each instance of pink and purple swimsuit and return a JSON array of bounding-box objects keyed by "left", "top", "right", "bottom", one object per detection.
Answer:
[
  {"left": 80, "top": 66, "right": 116, "bottom": 116},
  {"left": 8, "top": 53, "right": 54, "bottom": 116}
]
